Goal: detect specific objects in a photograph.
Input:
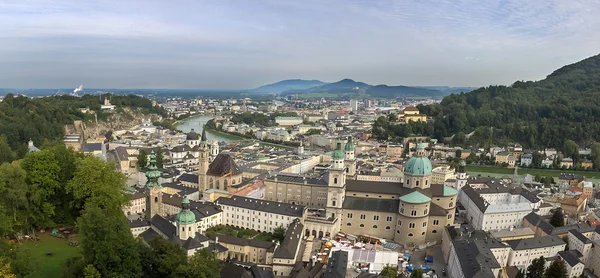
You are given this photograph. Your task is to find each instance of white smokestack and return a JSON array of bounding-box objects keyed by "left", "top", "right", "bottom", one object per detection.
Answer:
[{"left": 73, "top": 85, "right": 83, "bottom": 93}]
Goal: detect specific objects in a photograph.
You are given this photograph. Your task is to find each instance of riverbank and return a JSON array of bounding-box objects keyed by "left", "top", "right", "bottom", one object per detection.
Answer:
[{"left": 202, "top": 124, "right": 245, "bottom": 140}]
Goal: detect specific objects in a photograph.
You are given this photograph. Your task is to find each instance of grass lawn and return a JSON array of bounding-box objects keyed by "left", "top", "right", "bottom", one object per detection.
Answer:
[
  {"left": 206, "top": 225, "right": 277, "bottom": 242},
  {"left": 466, "top": 165, "right": 600, "bottom": 179},
  {"left": 21, "top": 234, "right": 80, "bottom": 278}
]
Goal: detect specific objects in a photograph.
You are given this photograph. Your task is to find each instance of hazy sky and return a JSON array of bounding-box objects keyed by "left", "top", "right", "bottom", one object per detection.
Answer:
[{"left": 1, "top": 0, "right": 599, "bottom": 89}]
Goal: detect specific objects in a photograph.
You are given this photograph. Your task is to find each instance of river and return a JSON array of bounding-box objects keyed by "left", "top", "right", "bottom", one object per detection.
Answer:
[{"left": 176, "top": 115, "right": 233, "bottom": 142}]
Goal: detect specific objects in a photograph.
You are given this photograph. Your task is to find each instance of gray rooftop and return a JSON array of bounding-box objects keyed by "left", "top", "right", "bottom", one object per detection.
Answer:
[
  {"left": 273, "top": 219, "right": 304, "bottom": 259},
  {"left": 267, "top": 173, "right": 328, "bottom": 186},
  {"left": 346, "top": 180, "right": 409, "bottom": 195},
  {"left": 342, "top": 197, "right": 399, "bottom": 213},
  {"left": 505, "top": 235, "right": 565, "bottom": 250},
  {"left": 216, "top": 196, "right": 306, "bottom": 217},
  {"left": 323, "top": 250, "right": 348, "bottom": 278}
]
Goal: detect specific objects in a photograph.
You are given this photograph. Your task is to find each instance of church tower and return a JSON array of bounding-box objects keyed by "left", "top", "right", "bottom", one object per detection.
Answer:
[
  {"left": 197, "top": 130, "right": 209, "bottom": 190},
  {"left": 344, "top": 136, "right": 357, "bottom": 178},
  {"left": 456, "top": 160, "right": 468, "bottom": 191},
  {"left": 210, "top": 139, "right": 219, "bottom": 162},
  {"left": 176, "top": 196, "right": 197, "bottom": 240},
  {"left": 145, "top": 151, "right": 163, "bottom": 219},
  {"left": 327, "top": 141, "right": 346, "bottom": 222}
]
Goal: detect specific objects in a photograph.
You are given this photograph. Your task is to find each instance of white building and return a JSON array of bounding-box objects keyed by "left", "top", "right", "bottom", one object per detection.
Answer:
[
  {"left": 505, "top": 235, "right": 566, "bottom": 266},
  {"left": 215, "top": 196, "right": 307, "bottom": 233},
  {"left": 350, "top": 99, "right": 359, "bottom": 111},
  {"left": 520, "top": 154, "right": 533, "bottom": 167},
  {"left": 459, "top": 183, "right": 540, "bottom": 231},
  {"left": 275, "top": 116, "right": 303, "bottom": 126}
]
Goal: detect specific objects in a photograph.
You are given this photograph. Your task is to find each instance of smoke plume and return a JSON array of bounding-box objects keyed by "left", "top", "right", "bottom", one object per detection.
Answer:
[{"left": 73, "top": 85, "right": 83, "bottom": 93}]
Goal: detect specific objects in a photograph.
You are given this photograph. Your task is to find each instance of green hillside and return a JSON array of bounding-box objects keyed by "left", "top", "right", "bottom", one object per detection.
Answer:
[{"left": 373, "top": 53, "right": 600, "bottom": 148}]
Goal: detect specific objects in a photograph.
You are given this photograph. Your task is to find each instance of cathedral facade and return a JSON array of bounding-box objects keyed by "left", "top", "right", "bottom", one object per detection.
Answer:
[{"left": 264, "top": 141, "right": 458, "bottom": 245}]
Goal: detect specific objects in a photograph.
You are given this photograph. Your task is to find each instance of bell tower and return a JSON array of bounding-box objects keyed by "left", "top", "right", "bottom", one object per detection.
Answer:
[
  {"left": 344, "top": 136, "right": 357, "bottom": 178},
  {"left": 176, "top": 196, "right": 197, "bottom": 240},
  {"left": 327, "top": 141, "right": 346, "bottom": 224},
  {"left": 456, "top": 160, "right": 468, "bottom": 191},
  {"left": 197, "top": 130, "right": 209, "bottom": 190},
  {"left": 145, "top": 151, "right": 163, "bottom": 219}
]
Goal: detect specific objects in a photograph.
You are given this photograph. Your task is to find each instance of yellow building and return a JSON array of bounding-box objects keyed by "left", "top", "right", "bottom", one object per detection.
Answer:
[
  {"left": 405, "top": 114, "right": 427, "bottom": 123},
  {"left": 495, "top": 151, "right": 516, "bottom": 167},
  {"left": 431, "top": 167, "right": 456, "bottom": 185}
]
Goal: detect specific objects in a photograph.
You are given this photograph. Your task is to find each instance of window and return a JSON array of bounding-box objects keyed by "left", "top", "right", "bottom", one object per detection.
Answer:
[
  {"left": 373, "top": 225, "right": 378, "bottom": 229},
  {"left": 433, "top": 220, "right": 439, "bottom": 225},
  {"left": 386, "top": 226, "right": 391, "bottom": 230},
  {"left": 398, "top": 220, "right": 402, "bottom": 226},
  {"left": 406, "top": 179, "right": 410, "bottom": 185},
  {"left": 422, "top": 222, "right": 427, "bottom": 227},
  {"left": 408, "top": 233, "right": 414, "bottom": 237},
  {"left": 360, "top": 214, "right": 366, "bottom": 220},
  {"left": 360, "top": 224, "right": 364, "bottom": 227},
  {"left": 373, "top": 215, "right": 379, "bottom": 221},
  {"left": 422, "top": 232, "right": 425, "bottom": 235},
  {"left": 416, "top": 180, "right": 419, "bottom": 186},
  {"left": 386, "top": 216, "right": 393, "bottom": 222},
  {"left": 400, "top": 208, "right": 404, "bottom": 213},
  {"left": 334, "top": 178, "right": 338, "bottom": 184},
  {"left": 425, "top": 180, "right": 428, "bottom": 185},
  {"left": 409, "top": 223, "right": 415, "bottom": 229},
  {"left": 347, "top": 213, "right": 353, "bottom": 219},
  {"left": 448, "top": 214, "right": 452, "bottom": 219},
  {"left": 449, "top": 202, "right": 454, "bottom": 207},
  {"left": 424, "top": 209, "right": 428, "bottom": 215},
  {"left": 347, "top": 223, "right": 352, "bottom": 226},
  {"left": 411, "top": 210, "right": 417, "bottom": 216},
  {"left": 333, "top": 201, "right": 336, "bottom": 206},
  {"left": 397, "top": 230, "right": 401, "bottom": 234}
]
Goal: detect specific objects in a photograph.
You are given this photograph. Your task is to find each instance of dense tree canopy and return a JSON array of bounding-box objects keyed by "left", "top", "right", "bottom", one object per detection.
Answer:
[
  {"left": 0, "top": 93, "right": 165, "bottom": 161},
  {"left": 375, "top": 54, "right": 600, "bottom": 149}
]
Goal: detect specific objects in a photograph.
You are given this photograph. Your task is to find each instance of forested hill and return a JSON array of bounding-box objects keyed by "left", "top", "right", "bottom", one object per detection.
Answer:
[
  {"left": 374, "top": 53, "right": 600, "bottom": 149},
  {"left": 0, "top": 94, "right": 164, "bottom": 160}
]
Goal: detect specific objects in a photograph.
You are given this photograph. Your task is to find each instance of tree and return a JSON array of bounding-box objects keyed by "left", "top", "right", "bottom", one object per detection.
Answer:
[
  {"left": 137, "top": 149, "right": 148, "bottom": 169},
  {"left": 544, "top": 259, "right": 567, "bottom": 278},
  {"left": 20, "top": 150, "right": 61, "bottom": 231},
  {"left": 592, "top": 142, "right": 600, "bottom": 170},
  {"left": 0, "top": 135, "right": 15, "bottom": 164},
  {"left": 0, "top": 162, "right": 28, "bottom": 234},
  {"left": 527, "top": 256, "right": 546, "bottom": 278},
  {"left": 144, "top": 237, "right": 188, "bottom": 278},
  {"left": 67, "top": 156, "right": 129, "bottom": 214},
  {"left": 410, "top": 268, "right": 424, "bottom": 278},
  {"left": 305, "top": 129, "right": 322, "bottom": 136},
  {"left": 155, "top": 149, "right": 164, "bottom": 169},
  {"left": 563, "top": 140, "right": 579, "bottom": 160},
  {"left": 83, "top": 265, "right": 101, "bottom": 278},
  {"left": 273, "top": 226, "right": 286, "bottom": 244},
  {"left": 550, "top": 209, "right": 565, "bottom": 227},
  {"left": 379, "top": 265, "right": 397, "bottom": 278},
  {"left": 0, "top": 257, "right": 16, "bottom": 278},
  {"left": 174, "top": 248, "right": 222, "bottom": 278},
  {"left": 78, "top": 203, "right": 142, "bottom": 278}
]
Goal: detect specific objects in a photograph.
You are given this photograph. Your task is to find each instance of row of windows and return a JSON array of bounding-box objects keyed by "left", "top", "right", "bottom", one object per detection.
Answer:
[
  {"left": 347, "top": 213, "right": 394, "bottom": 222},
  {"left": 346, "top": 223, "right": 391, "bottom": 230}
]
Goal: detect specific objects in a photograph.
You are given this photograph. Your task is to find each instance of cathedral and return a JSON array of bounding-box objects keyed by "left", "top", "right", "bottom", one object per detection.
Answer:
[
  {"left": 195, "top": 130, "right": 243, "bottom": 193},
  {"left": 264, "top": 140, "right": 458, "bottom": 245}
]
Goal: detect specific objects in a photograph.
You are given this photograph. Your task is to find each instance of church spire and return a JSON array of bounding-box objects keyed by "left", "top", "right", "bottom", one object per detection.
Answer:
[
  {"left": 201, "top": 129, "right": 207, "bottom": 142},
  {"left": 145, "top": 150, "right": 161, "bottom": 188}
]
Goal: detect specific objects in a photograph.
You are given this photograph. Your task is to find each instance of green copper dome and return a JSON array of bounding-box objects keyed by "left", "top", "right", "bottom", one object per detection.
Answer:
[
  {"left": 332, "top": 142, "right": 345, "bottom": 160},
  {"left": 145, "top": 151, "right": 161, "bottom": 188},
  {"left": 344, "top": 136, "right": 355, "bottom": 152},
  {"left": 176, "top": 196, "right": 196, "bottom": 225},
  {"left": 400, "top": 191, "right": 432, "bottom": 204},
  {"left": 404, "top": 143, "right": 432, "bottom": 176}
]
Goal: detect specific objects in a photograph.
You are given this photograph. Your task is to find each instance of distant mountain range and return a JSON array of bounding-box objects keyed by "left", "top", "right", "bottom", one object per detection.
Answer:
[{"left": 249, "top": 79, "right": 476, "bottom": 98}]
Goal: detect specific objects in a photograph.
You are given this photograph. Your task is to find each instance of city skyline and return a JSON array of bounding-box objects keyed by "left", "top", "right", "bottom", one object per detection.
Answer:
[{"left": 1, "top": 0, "right": 599, "bottom": 89}]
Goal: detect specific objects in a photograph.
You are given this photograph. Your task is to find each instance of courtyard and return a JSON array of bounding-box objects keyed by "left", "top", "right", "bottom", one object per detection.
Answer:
[{"left": 20, "top": 234, "right": 80, "bottom": 278}]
